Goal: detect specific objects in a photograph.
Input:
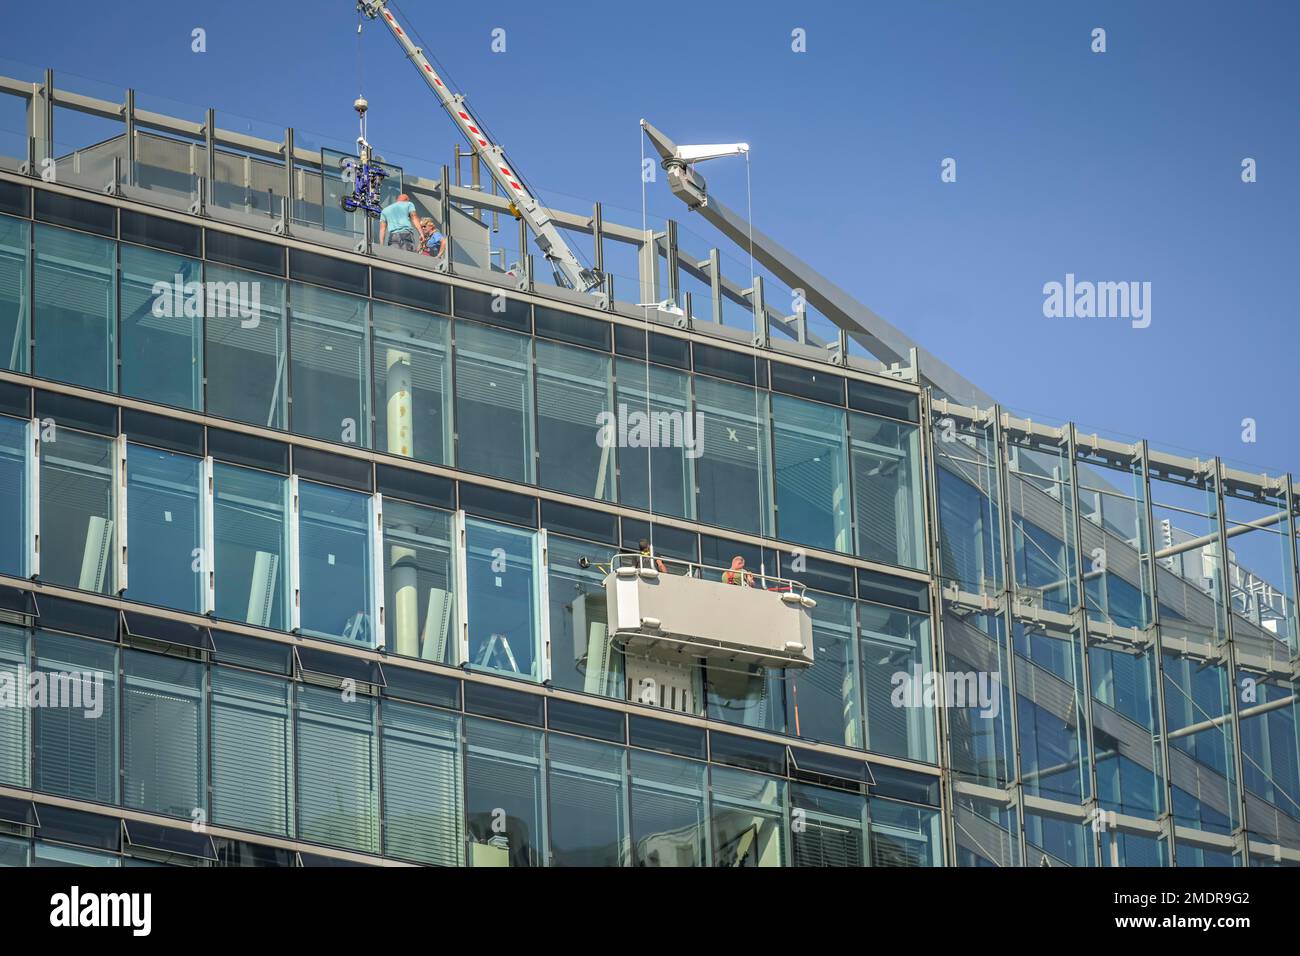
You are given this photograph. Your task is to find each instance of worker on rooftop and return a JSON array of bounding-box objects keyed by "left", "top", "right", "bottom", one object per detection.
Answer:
[
  {"left": 420, "top": 219, "right": 445, "bottom": 258},
  {"left": 379, "top": 192, "right": 421, "bottom": 253}
]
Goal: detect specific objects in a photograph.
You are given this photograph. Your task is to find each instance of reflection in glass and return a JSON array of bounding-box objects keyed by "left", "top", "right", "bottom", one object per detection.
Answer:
[
  {"left": 536, "top": 340, "right": 613, "bottom": 500},
  {"left": 39, "top": 429, "right": 116, "bottom": 594},
  {"left": 870, "top": 797, "right": 942, "bottom": 866},
  {"left": 694, "top": 376, "right": 772, "bottom": 536},
  {"left": 548, "top": 734, "right": 628, "bottom": 866},
  {"left": 710, "top": 766, "right": 786, "bottom": 867},
  {"left": 119, "top": 244, "right": 202, "bottom": 410},
  {"left": 297, "top": 481, "right": 374, "bottom": 647},
  {"left": 615, "top": 358, "right": 695, "bottom": 519},
  {"left": 33, "top": 224, "right": 115, "bottom": 391},
  {"left": 204, "top": 264, "right": 287, "bottom": 430},
  {"left": 288, "top": 282, "right": 369, "bottom": 446},
  {"left": 545, "top": 536, "right": 618, "bottom": 697},
  {"left": 860, "top": 601, "right": 936, "bottom": 762},
  {"left": 455, "top": 322, "right": 533, "bottom": 483},
  {"left": 0, "top": 415, "right": 28, "bottom": 578},
  {"left": 124, "top": 444, "right": 203, "bottom": 613},
  {"left": 790, "top": 782, "right": 865, "bottom": 867},
  {"left": 465, "top": 718, "right": 544, "bottom": 867},
  {"left": 371, "top": 301, "right": 451, "bottom": 465},
  {"left": 933, "top": 419, "right": 1002, "bottom": 596},
  {"left": 382, "top": 701, "right": 462, "bottom": 865},
  {"left": 631, "top": 750, "right": 706, "bottom": 866},
  {"left": 0, "top": 214, "right": 29, "bottom": 373},
  {"left": 212, "top": 463, "right": 290, "bottom": 631},
  {"left": 772, "top": 394, "right": 850, "bottom": 553},
  {"left": 852, "top": 411, "right": 925, "bottom": 570},
  {"left": 382, "top": 500, "right": 456, "bottom": 664},
  {"left": 465, "top": 517, "right": 541, "bottom": 681}
]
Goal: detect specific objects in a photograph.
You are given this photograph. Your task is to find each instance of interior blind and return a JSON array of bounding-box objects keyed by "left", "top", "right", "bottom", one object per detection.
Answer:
[
  {"left": 296, "top": 685, "right": 379, "bottom": 854},
  {"left": 32, "top": 636, "right": 116, "bottom": 804},
  {"left": 211, "top": 667, "right": 292, "bottom": 836},
  {"left": 381, "top": 701, "right": 462, "bottom": 866},
  {"left": 122, "top": 654, "right": 203, "bottom": 819},
  {"left": 0, "top": 630, "right": 27, "bottom": 787}
]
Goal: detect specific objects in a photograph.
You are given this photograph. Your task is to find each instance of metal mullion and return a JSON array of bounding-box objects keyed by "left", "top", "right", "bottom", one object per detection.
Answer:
[
  {"left": 919, "top": 388, "right": 956, "bottom": 867},
  {"left": 990, "top": 405, "right": 1027, "bottom": 866},
  {"left": 1212, "top": 458, "right": 1251, "bottom": 864},
  {"left": 1066, "top": 425, "right": 1103, "bottom": 865},
  {"left": 1282, "top": 475, "right": 1300, "bottom": 661},
  {"left": 1138, "top": 440, "right": 1178, "bottom": 865}
]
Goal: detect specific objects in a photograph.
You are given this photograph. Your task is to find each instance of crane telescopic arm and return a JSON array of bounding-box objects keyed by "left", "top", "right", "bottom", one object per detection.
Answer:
[{"left": 358, "top": 0, "right": 601, "bottom": 293}]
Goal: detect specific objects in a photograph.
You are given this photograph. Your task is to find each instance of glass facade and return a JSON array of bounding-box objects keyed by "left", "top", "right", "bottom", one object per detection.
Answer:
[{"left": 0, "top": 177, "right": 1293, "bottom": 870}]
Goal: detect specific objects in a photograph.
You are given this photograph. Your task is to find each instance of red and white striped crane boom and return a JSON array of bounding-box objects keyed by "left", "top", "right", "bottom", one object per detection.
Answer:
[{"left": 358, "top": 0, "right": 602, "bottom": 293}]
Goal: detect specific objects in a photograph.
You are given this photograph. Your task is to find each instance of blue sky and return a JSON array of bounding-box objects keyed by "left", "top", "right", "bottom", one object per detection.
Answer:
[{"left": 3, "top": 0, "right": 1296, "bottom": 474}]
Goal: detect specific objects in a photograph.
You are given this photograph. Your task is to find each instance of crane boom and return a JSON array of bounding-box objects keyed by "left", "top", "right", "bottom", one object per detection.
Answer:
[{"left": 359, "top": 1, "right": 601, "bottom": 293}]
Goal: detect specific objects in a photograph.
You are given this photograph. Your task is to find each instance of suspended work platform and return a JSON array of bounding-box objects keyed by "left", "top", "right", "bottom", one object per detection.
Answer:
[{"left": 603, "top": 554, "right": 817, "bottom": 670}]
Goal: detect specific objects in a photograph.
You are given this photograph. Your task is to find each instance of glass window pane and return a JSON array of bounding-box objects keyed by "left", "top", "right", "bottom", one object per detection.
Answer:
[
  {"left": 39, "top": 429, "right": 117, "bottom": 594},
  {"left": 122, "top": 651, "right": 205, "bottom": 819},
  {"left": 288, "top": 282, "right": 368, "bottom": 446},
  {"left": 212, "top": 462, "right": 290, "bottom": 631},
  {"left": 545, "top": 536, "right": 618, "bottom": 697},
  {"left": 536, "top": 339, "right": 613, "bottom": 500},
  {"left": 32, "top": 633, "right": 117, "bottom": 803},
  {"left": 0, "top": 415, "right": 28, "bottom": 577},
  {"left": 454, "top": 322, "right": 534, "bottom": 483},
  {"left": 614, "top": 358, "right": 695, "bottom": 519},
  {"left": 119, "top": 244, "right": 202, "bottom": 410},
  {"left": 124, "top": 444, "right": 203, "bottom": 613},
  {"left": 211, "top": 667, "right": 292, "bottom": 836},
  {"left": 382, "top": 700, "right": 462, "bottom": 865},
  {"left": 204, "top": 264, "right": 286, "bottom": 430},
  {"left": 381, "top": 499, "right": 456, "bottom": 664},
  {"left": 465, "top": 717, "right": 544, "bottom": 867},
  {"left": 297, "top": 481, "right": 375, "bottom": 647},
  {"left": 0, "top": 625, "right": 29, "bottom": 788},
  {"left": 465, "top": 517, "right": 541, "bottom": 681},
  {"left": 694, "top": 376, "right": 772, "bottom": 536},
  {"left": 851, "top": 411, "right": 925, "bottom": 570},
  {"left": 710, "top": 765, "right": 787, "bottom": 867},
  {"left": 870, "top": 796, "right": 943, "bottom": 866},
  {"left": 0, "top": 214, "right": 29, "bottom": 373},
  {"left": 786, "top": 593, "right": 861, "bottom": 748},
  {"left": 548, "top": 734, "right": 628, "bottom": 866},
  {"left": 33, "top": 224, "right": 115, "bottom": 392},
  {"left": 860, "top": 601, "right": 937, "bottom": 763},
  {"left": 296, "top": 685, "right": 378, "bottom": 853},
  {"left": 34, "top": 843, "right": 120, "bottom": 867},
  {"left": 790, "top": 782, "right": 865, "bottom": 867},
  {"left": 631, "top": 750, "right": 707, "bottom": 866},
  {"left": 0, "top": 834, "right": 27, "bottom": 867},
  {"left": 773, "top": 394, "right": 851, "bottom": 553},
  {"left": 371, "top": 301, "right": 452, "bottom": 466}
]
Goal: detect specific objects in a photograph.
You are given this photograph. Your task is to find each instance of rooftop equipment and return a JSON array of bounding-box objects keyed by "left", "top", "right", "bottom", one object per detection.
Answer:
[{"left": 357, "top": 0, "right": 603, "bottom": 294}]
